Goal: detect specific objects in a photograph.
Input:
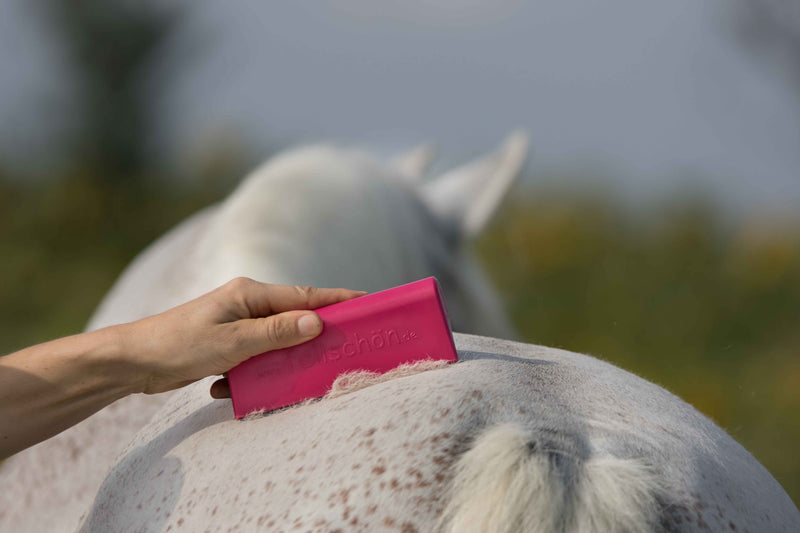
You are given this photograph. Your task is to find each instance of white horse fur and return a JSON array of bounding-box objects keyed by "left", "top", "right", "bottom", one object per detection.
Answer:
[{"left": 1, "top": 132, "right": 798, "bottom": 532}]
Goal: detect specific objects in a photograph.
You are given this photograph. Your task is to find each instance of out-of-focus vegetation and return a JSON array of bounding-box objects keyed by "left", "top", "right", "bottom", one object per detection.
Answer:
[
  {"left": 0, "top": 167, "right": 230, "bottom": 355},
  {"left": 0, "top": 0, "right": 237, "bottom": 354},
  {"left": 475, "top": 189, "right": 800, "bottom": 503}
]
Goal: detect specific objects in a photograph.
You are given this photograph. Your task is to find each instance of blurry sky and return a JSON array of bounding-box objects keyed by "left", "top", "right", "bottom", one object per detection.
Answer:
[{"left": 1, "top": 0, "right": 798, "bottom": 211}]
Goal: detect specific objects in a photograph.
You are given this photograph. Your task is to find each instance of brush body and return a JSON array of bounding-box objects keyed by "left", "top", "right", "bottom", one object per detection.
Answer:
[{"left": 228, "top": 277, "right": 458, "bottom": 418}]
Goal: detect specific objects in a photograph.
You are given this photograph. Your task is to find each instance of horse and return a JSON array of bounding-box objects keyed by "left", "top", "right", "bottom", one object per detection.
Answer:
[
  {"left": 76, "top": 334, "right": 799, "bottom": 532},
  {"left": 3, "top": 132, "right": 798, "bottom": 532},
  {"left": 0, "top": 132, "right": 529, "bottom": 532}
]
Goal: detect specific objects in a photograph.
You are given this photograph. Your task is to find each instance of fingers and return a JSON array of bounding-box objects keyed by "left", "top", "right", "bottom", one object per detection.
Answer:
[
  {"left": 212, "top": 309, "right": 326, "bottom": 395},
  {"left": 267, "top": 285, "right": 367, "bottom": 313},
  {"left": 223, "top": 277, "right": 367, "bottom": 318},
  {"left": 210, "top": 378, "right": 230, "bottom": 399},
  {"left": 258, "top": 309, "right": 322, "bottom": 345},
  {"left": 228, "top": 310, "right": 325, "bottom": 364}
]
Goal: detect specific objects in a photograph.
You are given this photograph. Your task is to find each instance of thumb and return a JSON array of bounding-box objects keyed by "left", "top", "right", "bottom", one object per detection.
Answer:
[{"left": 249, "top": 310, "right": 323, "bottom": 355}]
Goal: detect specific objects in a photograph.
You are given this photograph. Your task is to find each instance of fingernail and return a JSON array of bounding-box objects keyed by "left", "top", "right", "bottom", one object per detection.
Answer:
[{"left": 297, "top": 313, "right": 322, "bottom": 337}]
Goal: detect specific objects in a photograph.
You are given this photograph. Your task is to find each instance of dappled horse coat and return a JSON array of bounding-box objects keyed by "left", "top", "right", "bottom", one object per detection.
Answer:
[{"left": 2, "top": 133, "right": 797, "bottom": 532}]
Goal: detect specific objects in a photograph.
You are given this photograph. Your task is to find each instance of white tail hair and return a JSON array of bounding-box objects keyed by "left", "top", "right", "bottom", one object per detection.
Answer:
[{"left": 437, "top": 423, "right": 665, "bottom": 533}]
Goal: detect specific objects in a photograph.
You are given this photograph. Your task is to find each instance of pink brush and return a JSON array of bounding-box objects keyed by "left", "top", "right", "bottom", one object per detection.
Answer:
[{"left": 227, "top": 277, "right": 458, "bottom": 418}]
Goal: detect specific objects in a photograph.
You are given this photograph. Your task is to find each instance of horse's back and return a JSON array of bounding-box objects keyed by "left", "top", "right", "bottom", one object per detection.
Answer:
[{"left": 77, "top": 334, "right": 800, "bottom": 532}]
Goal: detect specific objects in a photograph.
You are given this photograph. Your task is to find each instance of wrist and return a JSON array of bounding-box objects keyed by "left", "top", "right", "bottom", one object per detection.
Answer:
[{"left": 92, "top": 324, "right": 149, "bottom": 396}]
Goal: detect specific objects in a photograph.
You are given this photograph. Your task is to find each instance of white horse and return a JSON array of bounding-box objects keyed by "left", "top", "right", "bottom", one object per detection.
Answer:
[
  {"left": 76, "top": 334, "right": 799, "bottom": 532},
  {"left": 0, "top": 132, "right": 526, "bottom": 531},
  {"left": 2, "top": 132, "right": 798, "bottom": 532}
]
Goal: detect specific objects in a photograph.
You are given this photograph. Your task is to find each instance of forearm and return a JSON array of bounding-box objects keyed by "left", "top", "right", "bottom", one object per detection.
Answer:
[
  {"left": 0, "top": 326, "right": 142, "bottom": 460},
  {"left": 0, "top": 280, "right": 362, "bottom": 460}
]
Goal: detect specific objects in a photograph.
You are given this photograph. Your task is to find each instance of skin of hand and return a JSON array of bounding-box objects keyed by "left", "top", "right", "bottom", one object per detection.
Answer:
[
  {"left": 0, "top": 278, "right": 365, "bottom": 460},
  {"left": 120, "top": 277, "right": 366, "bottom": 396}
]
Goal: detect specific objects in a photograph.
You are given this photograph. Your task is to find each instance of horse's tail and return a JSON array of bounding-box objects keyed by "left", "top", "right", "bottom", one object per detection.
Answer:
[{"left": 436, "top": 423, "right": 665, "bottom": 533}]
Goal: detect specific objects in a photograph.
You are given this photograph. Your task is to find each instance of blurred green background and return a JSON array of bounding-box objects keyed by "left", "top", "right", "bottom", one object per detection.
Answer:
[{"left": 1, "top": 0, "right": 798, "bottom": 506}]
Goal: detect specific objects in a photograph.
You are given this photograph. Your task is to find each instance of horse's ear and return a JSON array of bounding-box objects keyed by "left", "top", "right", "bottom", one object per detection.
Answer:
[
  {"left": 391, "top": 143, "right": 437, "bottom": 182},
  {"left": 421, "top": 130, "right": 529, "bottom": 240}
]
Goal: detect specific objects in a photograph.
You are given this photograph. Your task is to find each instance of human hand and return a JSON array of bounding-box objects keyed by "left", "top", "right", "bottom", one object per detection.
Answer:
[{"left": 118, "top": 278, "right": 366, "bottom": 396}]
